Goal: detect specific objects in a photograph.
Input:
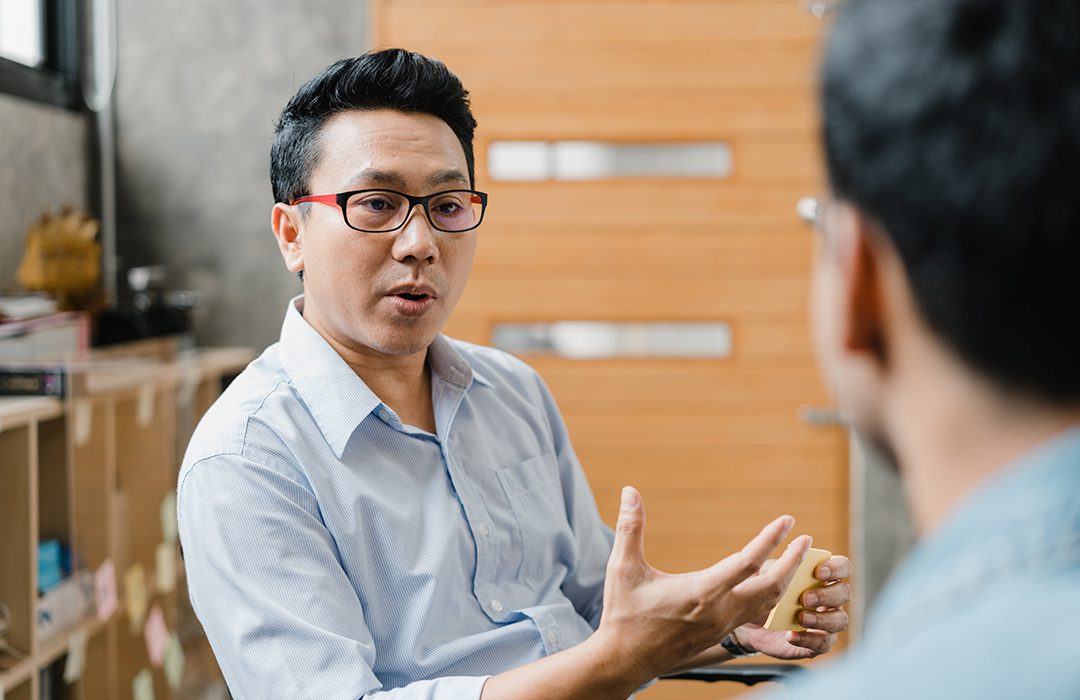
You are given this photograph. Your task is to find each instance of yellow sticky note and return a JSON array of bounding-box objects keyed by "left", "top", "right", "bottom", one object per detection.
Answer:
[
  {"left": 125, "top": 564, "right": 149, "bottom": 634},
  {"left": 136, "top": 384, "right": 155, "bottom": 428},
  {"left": 764, "top": 547, "right": 832, "bottom": 632},
  {"left": 160, "top": 491, "right": 178, "bottom": 544},
  {"left": 155, "top": 543, "right": 176, "bottom": 594},
  {"left": 133, "top": 668, "right": 155, "bottom": 700},
  {"left": 63, "top": 628, "right": 88, "bottom": 683},
  {"left": 163, "top": 633, "right": 185, "bottom": 691}
]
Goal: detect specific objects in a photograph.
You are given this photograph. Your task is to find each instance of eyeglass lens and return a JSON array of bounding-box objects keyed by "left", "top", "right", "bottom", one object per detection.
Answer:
[{"left": 345, "top": 190, "right": 483, "bottom": 232}]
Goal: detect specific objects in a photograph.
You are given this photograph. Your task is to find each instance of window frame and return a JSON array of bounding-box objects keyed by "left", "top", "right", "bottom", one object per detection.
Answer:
[{"left": 0, "top": 0, "right": 81, "bottom": 110}]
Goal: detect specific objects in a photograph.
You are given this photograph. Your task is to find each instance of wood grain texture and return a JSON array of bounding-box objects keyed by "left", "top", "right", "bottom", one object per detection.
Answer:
[{"left": 372, "top": 2, "right": 848, "bottom": 694}]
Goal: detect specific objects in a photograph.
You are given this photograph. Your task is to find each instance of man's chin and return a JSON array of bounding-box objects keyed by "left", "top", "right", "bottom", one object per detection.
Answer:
[{"left": 367, "top": 327, "right": 442, "bottom": 358}]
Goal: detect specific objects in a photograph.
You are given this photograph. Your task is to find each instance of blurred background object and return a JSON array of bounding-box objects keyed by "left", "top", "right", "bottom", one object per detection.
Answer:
[{"left": 17, "top": 207, "right": 102, "bottom": 312}]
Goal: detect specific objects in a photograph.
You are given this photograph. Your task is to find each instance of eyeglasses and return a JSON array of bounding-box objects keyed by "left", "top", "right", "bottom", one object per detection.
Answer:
[{"left": 291, "top": 188, "right": 489, "bottom": 233}]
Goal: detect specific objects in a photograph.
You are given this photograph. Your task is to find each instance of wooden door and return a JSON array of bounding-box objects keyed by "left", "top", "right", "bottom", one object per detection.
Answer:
[{"left": 372, "top": 3, "right": 845, "bottom": 696}]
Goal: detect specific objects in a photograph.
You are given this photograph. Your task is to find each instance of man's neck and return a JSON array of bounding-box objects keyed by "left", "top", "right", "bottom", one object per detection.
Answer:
[
  {"left": 345, "top": 351, "right": 435, "bottom": 434},
  {"left": 884, "top": 349, "right": 1080, "bottom": 534},
  {"left": 300, "top": 302, "right": 437, "bottom": 433}
]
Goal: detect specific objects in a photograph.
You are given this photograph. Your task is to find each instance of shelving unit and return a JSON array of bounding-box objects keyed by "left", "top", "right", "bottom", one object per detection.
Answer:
[{"left": 0, "top": 346, "right": 253, "bottom": 700}]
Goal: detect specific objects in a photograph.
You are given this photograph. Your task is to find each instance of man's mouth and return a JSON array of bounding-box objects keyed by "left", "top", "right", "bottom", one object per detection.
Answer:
[{"left": 385, "top": 285, "right": 438, "bottom": 317}]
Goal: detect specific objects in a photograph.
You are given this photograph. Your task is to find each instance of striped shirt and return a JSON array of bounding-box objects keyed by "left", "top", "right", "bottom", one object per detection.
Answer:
[{"left": 177, "top": 296, "right": 615, "bottom": 699}]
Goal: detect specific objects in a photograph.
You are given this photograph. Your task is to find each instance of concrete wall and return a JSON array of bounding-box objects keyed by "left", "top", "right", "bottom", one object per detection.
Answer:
[
  {"left": 112, "top": 0, "right": 368, "bottom": 349},
  {"left": 0, "top": 94, "right": 89, "bottom": 293}
]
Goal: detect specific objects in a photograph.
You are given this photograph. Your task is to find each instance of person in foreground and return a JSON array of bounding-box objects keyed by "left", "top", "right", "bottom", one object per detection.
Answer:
[
  {"left": 177, "top": 49, "right": 851, "bottom": 698},
  {"left": 765, "top": 0, "right": 1080, "bottom": 697}
]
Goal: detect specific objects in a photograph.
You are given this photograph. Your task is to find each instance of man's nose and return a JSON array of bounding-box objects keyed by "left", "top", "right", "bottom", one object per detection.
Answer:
[{"left": 392, "top": 205, "right": 440, "bottom": 263}]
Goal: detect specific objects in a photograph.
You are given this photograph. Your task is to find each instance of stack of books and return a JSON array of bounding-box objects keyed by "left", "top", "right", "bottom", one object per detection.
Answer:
[{"left": 0, "top": 296, "right": 91, "bottom": 397}]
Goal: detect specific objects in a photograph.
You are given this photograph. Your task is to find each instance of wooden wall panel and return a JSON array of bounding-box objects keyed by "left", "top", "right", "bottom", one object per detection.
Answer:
[{"left": 373, "top": 2, "right": 848, "bottom": 695}]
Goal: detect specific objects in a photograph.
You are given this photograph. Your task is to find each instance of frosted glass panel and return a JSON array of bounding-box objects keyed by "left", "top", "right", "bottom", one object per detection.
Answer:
[
  {"left": 492, "top": 321, "right": 732, "bottom": 359},
  {"left": 487, "top": 141, "right": 549, "bottom": 181},
  {"left": 488, "top": 141, "right": 732, "bottom": 181}
]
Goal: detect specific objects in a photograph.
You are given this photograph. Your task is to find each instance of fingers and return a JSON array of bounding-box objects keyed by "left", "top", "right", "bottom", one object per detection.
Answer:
[
  {"left": 733, "top": 533, "right": 811, "bottom": 597},
  {"left": 608, "top": 486, "right": 647, "bottom": 574},
  {"left": 802, "top": 581, "right": 851, "bottom": 610},
  {"left": 786, "top": 629, "right": 837, "bottom": 656},
  {"left": 702, "top": 515, "right": 795, "bottom": 587},
  {"left": 798, "top": 608, "right": 849, "bottom": 634},
  {"left": 814, "top": 555, "right": 852, "bottom": 582},
  {"left": 741, "top": 515, "right": 796, "bottom": 567}
]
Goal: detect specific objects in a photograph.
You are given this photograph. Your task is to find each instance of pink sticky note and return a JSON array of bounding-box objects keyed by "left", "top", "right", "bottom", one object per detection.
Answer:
[
  {"left": 143, "top": 605, "right": 169, "bottom": 667},
  {"left": 94, "top": 559, "right": 119, "bottom": 622}
]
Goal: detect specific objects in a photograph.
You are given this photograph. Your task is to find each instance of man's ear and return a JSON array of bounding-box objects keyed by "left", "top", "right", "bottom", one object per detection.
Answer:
[
  {"left": 272, "top": 203, "right": 304, "bottom": 274},
  {"left": 837, "top": 204, "right": 888, "bottom": 365}
]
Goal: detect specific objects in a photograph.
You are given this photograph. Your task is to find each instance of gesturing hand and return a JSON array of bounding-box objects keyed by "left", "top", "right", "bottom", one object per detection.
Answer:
[
  {"left": 733, "top": 554, "right": 853, "bottom": 660},
  {"left": 593, "top": 485, "right": 812, "bottom": 683}
]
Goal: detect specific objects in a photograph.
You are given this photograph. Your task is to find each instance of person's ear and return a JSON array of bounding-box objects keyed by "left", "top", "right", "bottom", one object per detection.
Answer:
[
  {"left": 834, "top": 203, "right": 888, "bottom": 366},
  {"left": 271, "top": 203, "right": 304, "bottom": 275}
]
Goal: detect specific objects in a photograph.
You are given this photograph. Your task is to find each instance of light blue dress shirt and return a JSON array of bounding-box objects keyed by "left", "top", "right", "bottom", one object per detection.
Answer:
[
  {"left": 178, "top": 297, "right": 615, "bottom": 699},
  {"left": 765, "top": 426, "right": 1080, "bottom": 699}
]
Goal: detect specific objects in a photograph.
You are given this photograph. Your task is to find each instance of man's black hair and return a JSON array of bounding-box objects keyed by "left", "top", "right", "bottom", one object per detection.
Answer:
[
  {"left": 822, "top": 0, "right": 1080, "bottom": 403},
  {"left": 271, "top": 48, "right": 478, "bottom": 205}
]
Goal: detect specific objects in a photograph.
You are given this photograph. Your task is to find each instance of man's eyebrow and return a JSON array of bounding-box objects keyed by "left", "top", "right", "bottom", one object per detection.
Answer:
[
  {"left": 426, "top": 169, "right": 469, "bottom": 187},
  {"left": 348, "top": 168, "right": 408, "bottom": 188}
]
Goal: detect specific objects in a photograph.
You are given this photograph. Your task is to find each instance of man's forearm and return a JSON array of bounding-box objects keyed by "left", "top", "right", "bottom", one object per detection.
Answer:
[{"left": 480, "top": 634, "right": 651, "bottom": 700}]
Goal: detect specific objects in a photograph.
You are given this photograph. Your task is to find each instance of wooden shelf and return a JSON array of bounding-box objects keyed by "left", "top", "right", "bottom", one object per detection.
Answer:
[
  {"left": 0, "top": 397, "right": 63, "bottom": 431},
  {"left": 0, "top": 615, "right": 107, "bottom": 692},
  {"left": 0, "top": 345, "right": 253, "bottom": 700}
]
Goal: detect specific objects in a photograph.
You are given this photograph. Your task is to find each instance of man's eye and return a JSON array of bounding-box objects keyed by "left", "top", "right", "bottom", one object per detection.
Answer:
[
  {"left": 361, "top": 197, "right": 394, "bottom": 211},
  {"left": 434, "top": 202, "right": 462, "bottom": 214}
]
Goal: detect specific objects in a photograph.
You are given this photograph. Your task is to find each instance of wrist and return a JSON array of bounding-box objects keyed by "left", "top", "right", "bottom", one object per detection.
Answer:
[
  {"left": 584, "top": 630, "right": 655, "bottom": 695},
  {"left": 721, "top": 628, "right": 758, "bottom": 658}
]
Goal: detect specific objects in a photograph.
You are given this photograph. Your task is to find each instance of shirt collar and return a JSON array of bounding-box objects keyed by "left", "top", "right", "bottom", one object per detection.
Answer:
[
  {"left": 428, "top": 334, "right": 493, "bottom": 390},
  {"left": 277, "top": 295, "right": 490, "bottom": 457}
]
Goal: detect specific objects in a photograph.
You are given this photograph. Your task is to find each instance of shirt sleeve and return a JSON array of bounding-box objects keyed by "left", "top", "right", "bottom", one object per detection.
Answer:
[
  {"left": 177, "top": 453, "right": 490, "bottom": 700},
  {"left": 532, "top": 373, "right": 615, "bottom": 630}
]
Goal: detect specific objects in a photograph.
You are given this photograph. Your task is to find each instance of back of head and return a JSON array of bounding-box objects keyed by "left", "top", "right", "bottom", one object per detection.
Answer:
[
  {"left": 270, "top": 48, "right": 478, "bottom": 205},
  {"left": 822, "top": 0, "right": 1080, "bottom": 404}
]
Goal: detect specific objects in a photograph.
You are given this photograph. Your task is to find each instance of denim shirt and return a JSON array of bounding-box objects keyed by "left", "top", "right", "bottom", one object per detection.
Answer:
[
  {"left": 178, "top": 297, "right": 615, "bottom": 699},
  {"left": 767, "top": 427, "right": 1080, "bottom": 698}
]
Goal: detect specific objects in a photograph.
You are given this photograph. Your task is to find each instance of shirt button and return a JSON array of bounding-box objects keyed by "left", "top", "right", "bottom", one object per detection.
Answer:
[
  {"left": 378, "top": 409, "right": 391, "bottom": 421},
  {"left": 491, "top": 599, "right": 504, "bottom": 613},
  {"left": 546, "top": 629, "right": 559, "bottom": 645},
  {"left": 477, "top": 523, "right": 491, "bottom": 538}
]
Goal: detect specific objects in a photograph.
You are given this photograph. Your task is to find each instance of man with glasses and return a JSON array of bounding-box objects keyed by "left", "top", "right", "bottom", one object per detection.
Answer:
[
  {"left": 762, "top": 0, "right": 1080, "bottom": 697},
  {"left": 177, "top": 49, "right": 851, "bottom": 698}
]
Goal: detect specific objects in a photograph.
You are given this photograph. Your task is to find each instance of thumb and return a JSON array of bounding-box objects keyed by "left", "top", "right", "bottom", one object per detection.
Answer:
[{"left": 609, "top": 486, "right": 647, "bottom": 571}]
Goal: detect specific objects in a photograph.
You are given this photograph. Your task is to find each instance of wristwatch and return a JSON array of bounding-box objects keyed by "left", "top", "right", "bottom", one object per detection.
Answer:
[{"left": 721, "top": 631, "right": 757, "bottom": 658}]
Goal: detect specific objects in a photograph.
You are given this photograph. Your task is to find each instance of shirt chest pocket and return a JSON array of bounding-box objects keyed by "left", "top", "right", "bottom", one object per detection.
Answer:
[{"left": 495, "top": 454, "right": 569, "bottom": 580}]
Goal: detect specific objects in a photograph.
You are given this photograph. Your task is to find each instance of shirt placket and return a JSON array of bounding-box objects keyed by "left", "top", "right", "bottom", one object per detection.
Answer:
[{"left": 435, "top": 379, "right": 508, "bottom": 623}]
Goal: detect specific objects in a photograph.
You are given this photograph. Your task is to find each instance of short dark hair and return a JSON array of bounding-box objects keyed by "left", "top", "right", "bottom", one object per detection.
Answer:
[
  {"left": 822, "top": 0, "right": 1080, "bottom": 403},
  {"left": 270, "top": 48, "right": 478, "bottom": 205}
]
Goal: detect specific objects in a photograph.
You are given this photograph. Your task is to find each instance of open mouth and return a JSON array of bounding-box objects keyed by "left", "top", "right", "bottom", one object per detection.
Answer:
[{"left": 386, "top": 287, "right": 437, "bottom": 317}]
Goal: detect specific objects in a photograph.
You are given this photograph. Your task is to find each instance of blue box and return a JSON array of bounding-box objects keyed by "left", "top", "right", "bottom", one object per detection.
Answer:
[{"left": 38, "top": 539, "right": 63, "bottom": 593}]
